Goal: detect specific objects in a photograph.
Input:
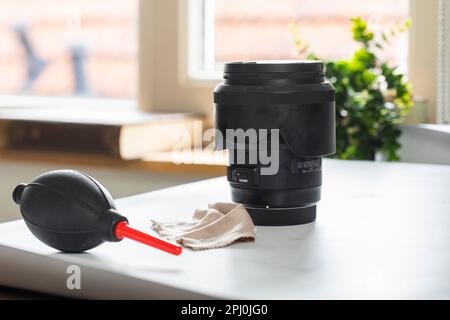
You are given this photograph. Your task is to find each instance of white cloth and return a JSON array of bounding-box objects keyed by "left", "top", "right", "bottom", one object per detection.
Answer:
[{"left": 151, "top": 202, "right": 256, "bottom": 250}]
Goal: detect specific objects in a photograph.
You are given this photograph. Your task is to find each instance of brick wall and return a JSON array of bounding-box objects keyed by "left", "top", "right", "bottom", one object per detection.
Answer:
[
  {"left": 214, "top": 0, "right": 409, "bottom": 69},
  {"left": 0, "top": 0, "right": 137, "bottom": 98}
]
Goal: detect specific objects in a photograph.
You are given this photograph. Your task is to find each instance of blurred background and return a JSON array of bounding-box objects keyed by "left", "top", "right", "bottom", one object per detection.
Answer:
[
  {"left": 0, "top": 0, "right": 138, "bottom": 98},
  {"left": 0, "top": 0, "right": 448, "bottom": 223},
  {"left": 0, "top": 0, "right": 407, "bottom": 98}
]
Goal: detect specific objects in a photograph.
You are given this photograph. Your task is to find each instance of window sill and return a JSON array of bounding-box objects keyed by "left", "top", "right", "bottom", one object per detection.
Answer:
[
  {"left": 0, "top": 94, "right": 137, "bottom": 110},
  {"left": 0, "top": 149, "right": 226, "bottom": 177},
  {"left": 399, "top": 124, "right": 450, "bottom": 165},
  {"left": 0, "top": 95, "right": 168, "bottom": 126},
  {"left": 404, "top": 123, "right": 450, "bottom": 135}
]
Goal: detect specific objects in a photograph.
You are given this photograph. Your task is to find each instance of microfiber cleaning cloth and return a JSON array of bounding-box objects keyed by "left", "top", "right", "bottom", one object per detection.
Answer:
[{"left": 151, "top": 202, "right": 256, "bottom": 250}]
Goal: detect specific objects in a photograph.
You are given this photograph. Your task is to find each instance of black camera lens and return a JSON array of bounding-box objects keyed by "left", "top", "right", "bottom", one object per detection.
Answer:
[{"left": 214, "top": 60, "right": 336, "bottom": 226}]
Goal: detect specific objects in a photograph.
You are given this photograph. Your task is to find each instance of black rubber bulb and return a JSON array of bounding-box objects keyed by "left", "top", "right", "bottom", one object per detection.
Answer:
[{"left": 12, "top": 169, "right": 128, "bottom": 253}]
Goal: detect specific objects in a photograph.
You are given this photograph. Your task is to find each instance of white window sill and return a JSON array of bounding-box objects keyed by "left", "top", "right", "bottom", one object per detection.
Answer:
[
  {"left": 400, "top": 124, "right": 450, "bottom": 165},
  {"left": 0, "top": 94, "right": 137, "bottom": 110}
]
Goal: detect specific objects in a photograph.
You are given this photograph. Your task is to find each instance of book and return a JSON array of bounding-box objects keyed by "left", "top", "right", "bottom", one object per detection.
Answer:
[{"left": 0, "top": 105, "right": 203, "bottom": 160}]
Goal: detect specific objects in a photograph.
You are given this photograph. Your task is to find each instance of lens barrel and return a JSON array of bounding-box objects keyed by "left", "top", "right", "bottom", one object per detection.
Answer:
[{"left": 214, "top": 61, "right": 335, "bottom": 226}]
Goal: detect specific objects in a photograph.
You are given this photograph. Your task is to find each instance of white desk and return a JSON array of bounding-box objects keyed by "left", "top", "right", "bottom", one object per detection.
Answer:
[{"left": 0, "top": 159, "right": 449, "bottom": 299}]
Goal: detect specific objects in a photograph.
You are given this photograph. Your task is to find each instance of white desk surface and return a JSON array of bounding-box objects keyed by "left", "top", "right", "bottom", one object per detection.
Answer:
[{"left": 0, "top": 159, "right": 449, "bottom": 299}]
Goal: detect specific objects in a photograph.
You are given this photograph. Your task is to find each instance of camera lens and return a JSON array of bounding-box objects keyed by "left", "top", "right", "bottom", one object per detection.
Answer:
[{"left": 214, "top": 61, "right": 336, "bottom": 226}]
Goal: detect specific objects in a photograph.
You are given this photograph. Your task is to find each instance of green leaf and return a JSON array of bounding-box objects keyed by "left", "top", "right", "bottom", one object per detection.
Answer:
[{"left": 405, "top": 19, "right": 411, "bottom": 29}]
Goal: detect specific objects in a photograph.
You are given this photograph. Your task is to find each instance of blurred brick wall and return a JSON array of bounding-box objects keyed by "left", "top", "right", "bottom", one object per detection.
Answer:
[
  {"left": 215, "top": 0, "right": 409, "bottom": 70},
  {"left": 0, "top": 0, "right": 137, "bottom": 98}
]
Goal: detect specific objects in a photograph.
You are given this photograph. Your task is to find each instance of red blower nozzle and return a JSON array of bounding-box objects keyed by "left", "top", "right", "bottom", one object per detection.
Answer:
[{"left": 115, "top": 221, "right": 182, "bottom": 256}]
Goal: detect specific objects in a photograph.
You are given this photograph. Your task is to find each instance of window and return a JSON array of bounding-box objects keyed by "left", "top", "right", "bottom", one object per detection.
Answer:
[
  {"left": 189, "top": 0, "right": 409, "bottom": 80},
  {"left": 0, "top": 0, "right": 138, "bottom": 99}
]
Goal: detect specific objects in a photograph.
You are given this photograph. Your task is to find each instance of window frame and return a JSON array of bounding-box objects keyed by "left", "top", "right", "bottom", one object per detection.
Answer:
[
  {"left": 408, "top": 0, "right": 439, "bottom": 124},
  {"left": 138, "top": 0, "right": 216, "bottom": 124},
  {"left": 184, "top": 0, "right": 220, "bottom": 81},
  {"left": 437, "top": 0, "right": 450, "bottom": 124}
]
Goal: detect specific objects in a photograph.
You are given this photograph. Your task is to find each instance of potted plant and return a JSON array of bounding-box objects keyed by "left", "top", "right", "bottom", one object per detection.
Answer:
[{"left": 292, "top": 17, "right": 413, "bottom": 161}]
